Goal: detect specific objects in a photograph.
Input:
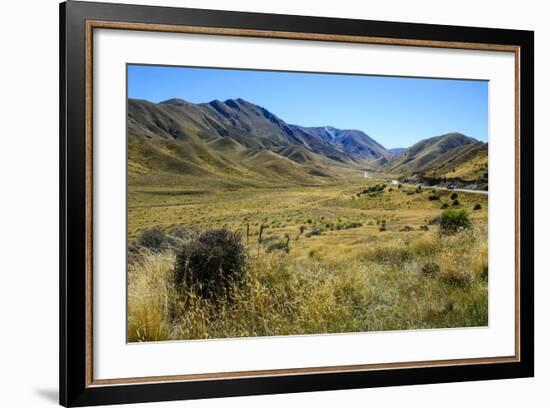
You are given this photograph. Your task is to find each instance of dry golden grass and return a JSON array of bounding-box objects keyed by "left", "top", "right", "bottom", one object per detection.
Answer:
[
  {"left": 127, "top": 176, "right": 488, "bottom": 341},
  {"left": 127, "top": 251, "right": 175, "bottom": 341},
  {"left": 128, "top": 225, "right": 488, "bottom": 342},
  {"left": 442, "top": 151, "right": 488, "bottom": 180}
]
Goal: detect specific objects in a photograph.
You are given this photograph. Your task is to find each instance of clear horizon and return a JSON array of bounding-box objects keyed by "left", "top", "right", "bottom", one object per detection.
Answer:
[{"left": 128, "top": 64, "right": 488, "bottom": 149}]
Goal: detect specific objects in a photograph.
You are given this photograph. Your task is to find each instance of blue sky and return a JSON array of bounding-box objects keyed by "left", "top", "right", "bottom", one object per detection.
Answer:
[{"left": 128, "top": 64, "right": 488, "bottom": 149}]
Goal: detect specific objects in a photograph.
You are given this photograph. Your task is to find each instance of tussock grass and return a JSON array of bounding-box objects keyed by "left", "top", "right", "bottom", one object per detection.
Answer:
[
  {"left": 127, "top": 177, "right": 488, "bottom": 342},
  {"left": 127, "top": 251, "right": 175, "bottom": 342},
  {"left": 128, "top": 227, "right": 488, "bottom": 342}
]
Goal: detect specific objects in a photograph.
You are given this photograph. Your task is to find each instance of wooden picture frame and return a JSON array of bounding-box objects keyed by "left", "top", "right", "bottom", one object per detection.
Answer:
[{"left": 60, "top": 1, "right": 534, "bottom": 406}]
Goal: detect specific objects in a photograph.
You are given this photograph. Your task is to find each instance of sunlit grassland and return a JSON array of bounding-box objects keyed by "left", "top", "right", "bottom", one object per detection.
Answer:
[
  {"left": 442, "top": 151, "right": 488, "bottom": 180},
  {"left": 127, "top": 173, "right": 488, "bottom": 341}
]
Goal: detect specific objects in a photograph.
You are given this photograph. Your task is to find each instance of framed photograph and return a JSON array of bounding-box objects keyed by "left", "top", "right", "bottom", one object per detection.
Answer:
[{"left": 60, "top": 1, "right": 534, "bottom": 406}]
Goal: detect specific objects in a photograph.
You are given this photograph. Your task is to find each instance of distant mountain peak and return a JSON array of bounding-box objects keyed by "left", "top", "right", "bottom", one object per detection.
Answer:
[
  {"left": 388, "top": 147, "right": 406, "bottom": 156},
  {"left": 442, "top": 132, "right": 467, "bottom": 137},
  {"left": 223, "top": 98, "right": 253, "bottom": 111},
  {"left": 205, "top": 98, "right": 269, "bottom": 117},
  {"left": 323, "top": 126, "right": 337, "bottom": 140},
  {"left": 224, "top": 97, "right": 251, "bottom": 105},
  {"left": 208, "top": 99, "right": 225, "bottom": 107},
  {"left": 160, "top": 98, "right": 191, "bottom": 107}
]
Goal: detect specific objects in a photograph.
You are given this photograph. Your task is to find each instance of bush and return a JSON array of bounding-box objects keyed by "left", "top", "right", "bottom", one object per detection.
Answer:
[
  {"left": 361, "top": 184, "right": 385, "bottom": 195},
  {"left": 173, "top": 228, "right": 247, "bottom": 299},
  {"left": 264, "top": 236, "right": 290, "bottom": 253},
  {"left": 421, "top": 261, "right": 440, "bottom": 276},
  {"left": 439, "top": 209, "right": 472, "bottom": 235},
  {"left": 167, "top": 226, "right": 193, "bottom": 240},
  {"left": 450, "top": 192, "right": 458, "bottom": 200},
  {"left": 473, "top": 203, "right": 482, "bottom": 210},
  {"left": 428, "top": 194, "right": 440, "bottom": 201},
  {"left": 420, "top": 225, "right": 429, "bottom": 231},
  {"left": 452, "top": 199, "right": 460, "bottom": 206},
  {"left": 305, "top": 228, "right": 322, "bottom": 237},
  {"left": 379, "top": 220, "right": 387, "bottom": 232},
  {"left": 399, "top": 225, "right": 414, "bottom": 232},
  {"left": 308, "top": 249, "right": 319, "bottom": 259},
  {"left": 138, "top": 227, "right": 166, "bottom": 251},
  {"left": 440, "top": 203, "right": 449, "bottom": 209}
]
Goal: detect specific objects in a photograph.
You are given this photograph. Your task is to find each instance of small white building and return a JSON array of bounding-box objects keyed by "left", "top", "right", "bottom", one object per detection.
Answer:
[{"left": 364, "top": 170, "right": 369, "bottom": 178}]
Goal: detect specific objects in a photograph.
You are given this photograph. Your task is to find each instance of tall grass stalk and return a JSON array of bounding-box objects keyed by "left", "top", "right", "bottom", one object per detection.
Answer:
[{"left": 128, "top": 227, "right": 488, "bottom": 342}]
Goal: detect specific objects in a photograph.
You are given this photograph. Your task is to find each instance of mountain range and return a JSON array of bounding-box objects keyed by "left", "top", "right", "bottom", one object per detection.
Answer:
[{"left": 127, "top": 97, "right": 487, "bottom": 186}]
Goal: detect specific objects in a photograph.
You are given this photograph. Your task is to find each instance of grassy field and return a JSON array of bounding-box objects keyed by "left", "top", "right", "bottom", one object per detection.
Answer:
[{"left": 127, "top": 174, "right": 488, "bottom": 342}]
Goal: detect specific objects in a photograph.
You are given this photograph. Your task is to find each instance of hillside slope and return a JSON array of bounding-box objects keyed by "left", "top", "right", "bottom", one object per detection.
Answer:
[
  {"left": 128, "top": 98, "right": 486, "bottom": 189},
  {"left": 383, "top": 132, "right": 479, "bottom": 175},
  {"left": 419, "top": 142, "right": 488, "bottom": 181},
  {"left": 127, "top": 98, "right": 386, "bottom": 186},
  {"left": 297, "top": 126, "right": 389, "bottom": 161}
]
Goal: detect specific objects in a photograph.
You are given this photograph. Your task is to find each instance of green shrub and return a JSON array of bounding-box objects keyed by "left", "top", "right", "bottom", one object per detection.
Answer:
[
  {"left": 440, "top": 203, "right": 449, "bottom": 209},
  {"left": 420, "top": 225, "right": 429, "bottom": 231},
  {"left": 361, "top": 184, "right": 385, "bottom": 196},
  {"left": 305, "top": 228, "right": 322, "bottom": 237},
  {"left": 265, "top": 235, "right": 290, "bottom": 253},
  {"left": 428, "top": 194, "right": 440, "bottom": 201},
  {"left": 173, "top": 228, "right": 247, "bottom": 299},
  {"left": 450, "top": 192, "right": 458, "bottom": 200},
  {"left": 473, "top": 203, "right": 482, "bottom": 210},
  {"left": 452, "top": 199, "right": 460, "bottom": 206},
  {"left": 138, "top": 227, "right": 166, "bottom": 251},
  {"left": 439, "top": 209, "right": 472, "bottom": 235}
]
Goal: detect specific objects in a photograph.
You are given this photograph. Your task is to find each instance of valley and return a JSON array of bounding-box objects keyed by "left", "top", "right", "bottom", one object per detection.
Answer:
[{"left": 126, "top": 96, "right": 489, "bottom": 342}]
